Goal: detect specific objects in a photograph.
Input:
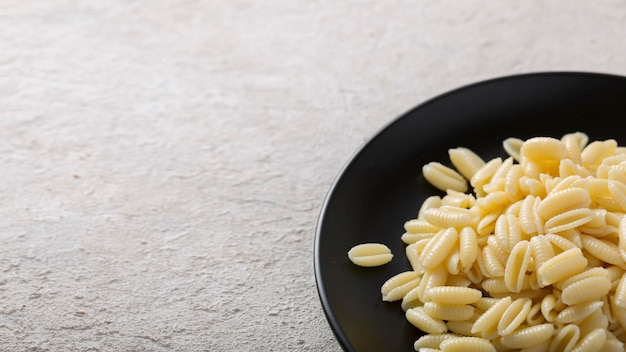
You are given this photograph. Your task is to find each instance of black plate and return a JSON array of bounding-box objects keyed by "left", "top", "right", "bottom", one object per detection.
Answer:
[{"left": 314, "top": 72, "right": 626, "bottom": 352}]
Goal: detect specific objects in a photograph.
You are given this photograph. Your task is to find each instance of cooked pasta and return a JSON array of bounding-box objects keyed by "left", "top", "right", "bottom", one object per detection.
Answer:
[{"left": 348, "top": 132, "right": 626, "bottom": 351}]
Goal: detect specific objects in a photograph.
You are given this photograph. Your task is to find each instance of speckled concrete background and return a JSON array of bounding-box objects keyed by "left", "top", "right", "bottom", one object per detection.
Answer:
[{"left": 1, "top": 1, "right": 625, "bottom": 351}]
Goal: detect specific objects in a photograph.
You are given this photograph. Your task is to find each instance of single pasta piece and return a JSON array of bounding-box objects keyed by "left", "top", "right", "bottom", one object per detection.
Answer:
[
  {"left": 423, "top": 302, "right": 474, "bottom": 321},
  {"left": 420, "top": 228, "right": 459, "bottom": 269},
  {"left": 537, "top": 187, "right": 591, "bottom": 221},
  {"left": 423, "top": 162, "right": 468, "bottom": 192},
  {"left": 499, "top": 323, "right": 555, "bottom": 349},
  {"left": 405, "top": 306, "right": 447, "bottom": 334},
  {"left": 504, "top": 240, "right": 532, "bottom": 293},
  {"left": 555, "top": 301, "right": 604, "bottom": 324},
  {"left": 424, "top": 286, "right": 482, "bottom": 305},
  {"left": 613, "top": 272, "right": 626, "bottom": 309},
  {"left": 347, "top": 243, "right": 393, "bottom": 267},
  {"left": 503, "top": 137, "right": 524, "bottom": 161},
  {"left": 439, "top": 336, "right": 496, "bottom": 352},
  {"left": 561, "top": 275, "right": 611, "bottom": 305},
  {"left": 544, "top": 208, "right": 595, "bottom": 233},
  {"left": 423, "top": 207, "right": 473, "bottom": 229},
  {"left": 449, "top": 147, "right": 486, "bottom": 181},
  {"left": 569, "top": 328, "right": 606, "bottom": 352},
  {"left": 580, "top": 235, "right": 622, "bottom": 266},
  {"left": 536, "top": 247, "right": 587, "bottom": 287},
  {"left": 549, "top": 324, "right": 580, "bottom": 352},
  {"left": 520, "top": 137, "right": 567, "bottom": 161}
]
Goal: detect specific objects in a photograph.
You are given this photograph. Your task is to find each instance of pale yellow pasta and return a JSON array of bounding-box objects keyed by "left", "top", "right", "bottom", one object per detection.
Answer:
[
  {"left": 423, "top": 302, "right": 474, "bottom": 321},
  {"left": 418, "top": 195, "right": 443, "bottom": 219},
  {"left": 609, "top": 167, "right": 626, "bottom": 185},
  {"left": 420, "top": 228, "right": 459, "bottom": 269},
  {"left": 619, "top": 216, "right": 626, "bottom": 253},
  {"left": 602, "top": 338, "right": 625, "bottom": 352},
  {"left": 549, "top": 175, "right": 588, "bottom": 194},
  {"left": 537, "top": 187, "right": 591, "bottom": 220},
  {"left": 414, "top": 334, "right": 458, "bottom": 350},
  {"left": 558, "top": 229, "right": 582, "bottom": 247},
  {"left": 446, "top": 320, "right": 476, "bottom": 337},
  {"left": 406, "top": 306, "right": 447, "bottom": 334},
  {"left": 580, "top": 234, "right": 622, "bottom": 266},
  {"left": 405, "top": 219, "right": 441, "bottom": 234},
  {"left": 416, "top": 265, "right": 448, "bottom": 301},
  {"left": 504, "top": 164, "right": 524, "bottom": 198},
  {"left": 425, "top": 286, "right": 482, "bottom": 305},
  {"left": 581, "top": 139, "right": 617, "bottom": 167},
  {"left": 381, "top": 271, "right": 421, "bottom": 302},
  {"left": 497, "top": 297, "right": 532, "bottom": 335},
  {"left": 446, "top": 248, "right": 461, "bottom": 275},
  {"left": 347, "top": 243, "right": 393, "bottom": 267},
  {"left": 614, "top": 272, "right": 626, "bottom": 309},
  {"left": 518, "top": 196, "right": 540, "bottom": 235},
  {"left": 608, "top": 180, "right": 626, "bottom": 211},
  {"left": 494, "top": 214, "right": 521, "bottom": 253},
  {"left": 482, "top": 246, "right": 505, "bottom": 278},
  {"left": 546, "top": 233, "right": 578, "bottom": 252},
  {"left": 546, "top": 209, "right": 595, "bottom": 234},
  {"left": 402, "top": 232, "right": 437, "bottom": 245},
  {"left": 559, "top": 158, "right": 591, "bottom": 178},
  {"left": 570, "top": 328, "right": 606, "bottom": 352},
  {"left": 470, "top": 157, "right": 502, "bottom": 196},
  {"left": 356, "top": 133, "right": 626, "bottom": 351},
  {"left": 536, "top": 247, "right": 587, "bottom": 287},
  {"left": 541, "top": 293, "right": 559, "bottom": 322},
  {"left": 526, "top": 301, "right": 544, "bottom": 326},
  {"left": 414, "top": 348, "right": 440, "bottom": 352},
  {"left": 401, "top": 286, "right": 423, "bottom": 311},
  {"left": 555, "top": 300, "right": 604, "bottom": 324},
  {"left": 449, "top": 147, "right": 486, "bottom": 181},
  {"left": 446, "top": 275, "right": 472, "bottom": 288},
  {"left": 521, "top": 137, "right": 567, "bottom": 161},
  {"left": 442, "top": 189, "right": 476, "bottom": 208},
  {"left": 423, "top": 162, "right": 468, "bottom": 193},
  {"left": 459, "top": 227, "right": 478, "bottom": 272},
  {"left": 519, "top": 175, "right": 547, "bottom": 197},
  {"left": 549, "top": 324, "right": 580, "bottom": 352},
  {"left": 562, "top": 133, "right": 585, "bottom": 164},
  {"left": 486, "top": 236, "right": 509, "bottom": 267},
  {"left": 439, "top": 336, "right": 496, "bottom": 352},
  {"left": 477, "top": 191, "right": 510, "bottom": 213},
  {"left": 476, "top": 212, "right": 498, "bottom": 236},
  {"left": 520, "top": 340, "right": 551, "bottom": 352},
  {"left": 423, "top": 207, "right": 473, "bottom": 229},
  {"left": 561, "top": 275, "right": 611, "bottom": 305},
  {"left": 406, "top": 242, "right": 425, "bottom": 272},
  {"left": 503, "top": 137, "right": 524, "bottom": 161},
  {"left": 504, "top": 240, "right": 532, "bottom": 293},
  {"left": 562, "top": 131, "right": 589, "bottom": 150},
  {"left": 578, "top": 309, "right": 609, "bottom": 337},
  {"left": 471, "top": 297, "right": 512, "bottom": 336},
  {"left": 499, "top": 323, "right": 555, "bottom": 349},
  {"left": 530, "top": 235, "right": 555, "bottom": 269}
]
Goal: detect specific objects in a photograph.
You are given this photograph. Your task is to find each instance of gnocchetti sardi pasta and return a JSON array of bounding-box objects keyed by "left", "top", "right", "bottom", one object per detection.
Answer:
[{"left": 348, "top": 132, "right": 626, "bottom": 351}]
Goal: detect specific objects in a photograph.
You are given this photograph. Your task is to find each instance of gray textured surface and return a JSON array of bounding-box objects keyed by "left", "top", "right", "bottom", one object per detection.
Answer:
[{"left": 1, "top": 1, "right": 626, "bottom": 351}]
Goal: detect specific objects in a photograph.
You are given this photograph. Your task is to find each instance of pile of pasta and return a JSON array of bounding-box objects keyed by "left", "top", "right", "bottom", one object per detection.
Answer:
[{"left": 383, "top": 132, "right": 626, "bottom": 352}]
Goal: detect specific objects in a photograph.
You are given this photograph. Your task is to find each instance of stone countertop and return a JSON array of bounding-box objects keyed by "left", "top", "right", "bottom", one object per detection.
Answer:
[{"left": 1, "top": 1, "right": 625, "bottom": 351}]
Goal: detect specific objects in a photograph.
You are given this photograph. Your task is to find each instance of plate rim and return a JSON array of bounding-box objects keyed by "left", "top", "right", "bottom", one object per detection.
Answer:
[{"left": 313, "top": 70, "right": 626, "bottom": 351}]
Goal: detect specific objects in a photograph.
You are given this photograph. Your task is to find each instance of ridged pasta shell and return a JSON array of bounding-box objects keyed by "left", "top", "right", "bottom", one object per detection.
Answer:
[{"left": 423, "top": 162, "right": 468, "bottom": 192}]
